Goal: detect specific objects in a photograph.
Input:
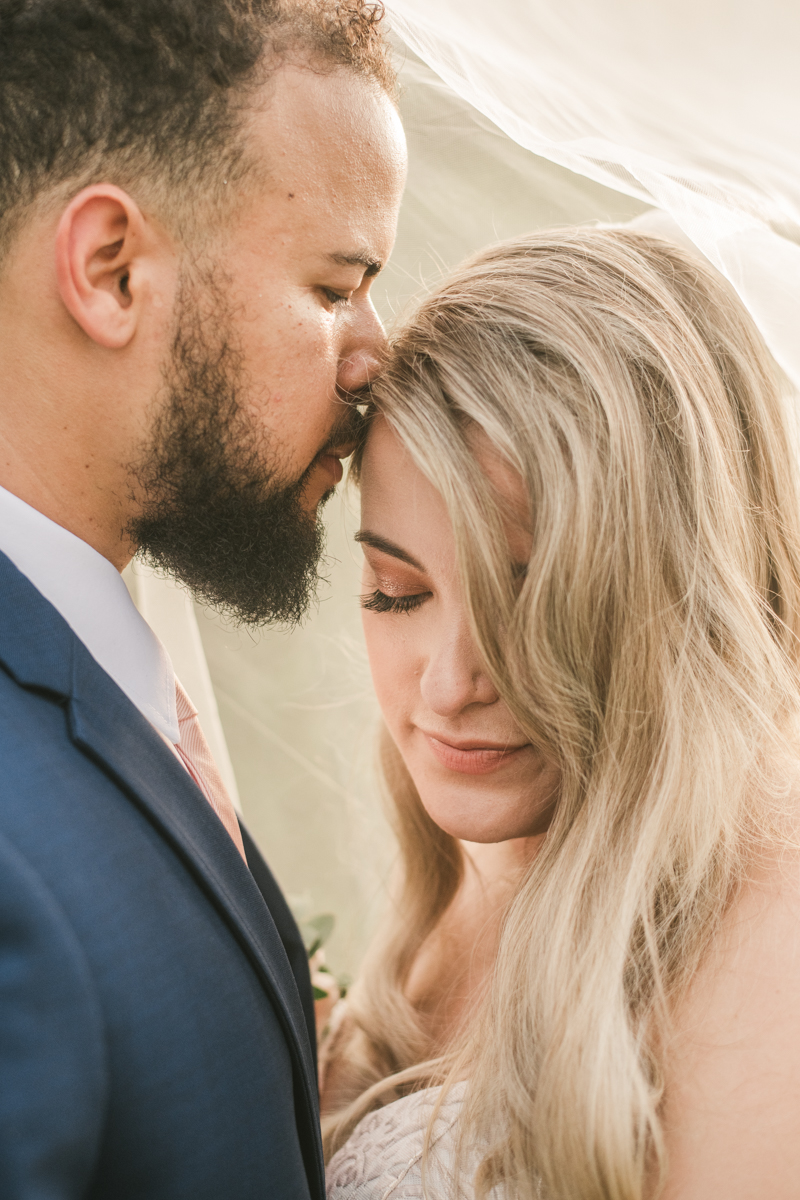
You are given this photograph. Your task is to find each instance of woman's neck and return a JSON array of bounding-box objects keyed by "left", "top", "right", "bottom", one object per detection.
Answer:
[
  {"left": 461, "top": 833, "right": 545, "bottom": 880},
  {"left": 404, "top": 833, "right": 546, "bottom": 1051}
]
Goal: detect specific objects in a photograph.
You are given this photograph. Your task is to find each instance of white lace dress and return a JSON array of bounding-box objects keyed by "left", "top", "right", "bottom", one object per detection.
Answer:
[{"left": 326, "top": 1083, "right": 492, "bottom": 1200}]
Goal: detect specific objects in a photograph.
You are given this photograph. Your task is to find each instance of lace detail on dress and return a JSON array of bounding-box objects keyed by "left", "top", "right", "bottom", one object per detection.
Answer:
[{"left": 326, "top": 1084, "right": 469, "bottom": 1200}]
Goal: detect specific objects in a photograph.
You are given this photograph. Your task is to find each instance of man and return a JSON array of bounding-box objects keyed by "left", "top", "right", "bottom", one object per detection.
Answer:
[{"left": 0, "top": 1, "right": 406, "bottom": 1196}]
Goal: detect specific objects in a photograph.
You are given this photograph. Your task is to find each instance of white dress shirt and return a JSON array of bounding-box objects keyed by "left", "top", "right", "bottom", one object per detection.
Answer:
[{"left": 0, "top": 484, "right": 180, "bottom": 743}]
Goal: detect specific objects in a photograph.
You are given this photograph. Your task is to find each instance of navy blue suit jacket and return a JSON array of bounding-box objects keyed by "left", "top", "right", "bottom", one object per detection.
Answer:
[{"left": 0, "top": 550, "right": 324, "bottom": 1199}]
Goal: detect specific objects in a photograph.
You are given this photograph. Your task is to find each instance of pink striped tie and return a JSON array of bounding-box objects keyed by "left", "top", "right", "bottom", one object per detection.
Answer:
[{"left": 174, "top": 680, "right": 247, "bottom": 862}]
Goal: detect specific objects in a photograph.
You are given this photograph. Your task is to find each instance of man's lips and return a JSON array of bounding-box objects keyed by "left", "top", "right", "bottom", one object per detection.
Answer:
[
  {"left": 314, "top": 426, "right": 360, "bottom": 488},
  {"left": 317, "top": 452, "right": 344, "bottom": 485},
  {"left": 422, "top": 732, "right": 531, "bottom": 776}
]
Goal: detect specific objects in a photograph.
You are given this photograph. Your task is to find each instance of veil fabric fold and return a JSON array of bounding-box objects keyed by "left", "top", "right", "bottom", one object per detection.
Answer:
[{"left": 387, "top": 0, "right": 800, "bottom": 389}]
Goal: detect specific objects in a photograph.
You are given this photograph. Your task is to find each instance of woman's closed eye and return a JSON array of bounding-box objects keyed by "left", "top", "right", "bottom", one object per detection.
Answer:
[
  {"left": 358, "top": 539, "right": 432, "bottom": 616},
  {"left": 360, "top": 588, "right": 430, "bottom": 615}
]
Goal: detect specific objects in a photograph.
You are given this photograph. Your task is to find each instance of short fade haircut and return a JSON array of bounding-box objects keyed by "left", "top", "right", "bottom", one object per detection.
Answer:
[{"left": 0, "top": 0, "right": 395, "bottom": 255}]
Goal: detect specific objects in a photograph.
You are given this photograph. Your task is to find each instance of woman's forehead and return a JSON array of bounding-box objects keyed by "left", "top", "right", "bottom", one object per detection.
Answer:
[
  {"left": 360, "top": 416, "right": 532, "bottom": 565},
  {"left": 359, "top": 419, "right": 450, "bottom": 538}
]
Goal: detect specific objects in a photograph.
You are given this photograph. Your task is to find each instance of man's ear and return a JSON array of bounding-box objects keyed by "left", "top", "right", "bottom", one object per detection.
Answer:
[{"left": 55, "top": 184, "right": 154, "bottom": 349}]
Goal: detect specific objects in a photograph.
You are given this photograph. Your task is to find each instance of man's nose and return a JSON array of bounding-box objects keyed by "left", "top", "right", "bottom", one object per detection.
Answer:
[{"left": 336, "top": 299, "right": 387, "bottom": 395}]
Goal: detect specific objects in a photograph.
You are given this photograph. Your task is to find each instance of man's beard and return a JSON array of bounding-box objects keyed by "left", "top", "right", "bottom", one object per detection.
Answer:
[{"left": 127, "top": 280, "right": 348, "bottom": 628}]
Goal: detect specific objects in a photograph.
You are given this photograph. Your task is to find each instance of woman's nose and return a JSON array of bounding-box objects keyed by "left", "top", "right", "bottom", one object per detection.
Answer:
[
  {"left": 336, "top": 299, "right": 387, "bottom": 395},
  {"left": 419, "top": 622, "right": 499, "bottom": 717}
]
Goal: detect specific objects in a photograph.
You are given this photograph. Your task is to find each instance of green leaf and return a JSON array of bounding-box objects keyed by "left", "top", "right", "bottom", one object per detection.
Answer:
[
  {"left": 313, "top": 985, "right": 330, "bottom": 1000},
  {"left": 307, "top": 913, "right": 335, "bottom": 943},
  {"left": 302, "top": 913, "right": 336, "bottom": 956},
  {"left": 335, "top": 972, "right": 352, "bottom": 1000}
]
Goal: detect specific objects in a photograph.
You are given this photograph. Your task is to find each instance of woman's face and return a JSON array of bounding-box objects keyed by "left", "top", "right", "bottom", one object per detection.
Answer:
[{"left": 358, "top": 418, "right": 560, "bottom": 843}]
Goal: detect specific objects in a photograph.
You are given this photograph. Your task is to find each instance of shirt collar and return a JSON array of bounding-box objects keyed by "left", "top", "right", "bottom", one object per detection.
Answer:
[{"left": 0, "top": 485, "right": 179, "bottom": 743}]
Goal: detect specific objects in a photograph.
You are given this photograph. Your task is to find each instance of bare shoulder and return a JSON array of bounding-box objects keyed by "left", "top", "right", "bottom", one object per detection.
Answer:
[{"left": 661, "top": 809, "right": 800, "bottom": 1198}]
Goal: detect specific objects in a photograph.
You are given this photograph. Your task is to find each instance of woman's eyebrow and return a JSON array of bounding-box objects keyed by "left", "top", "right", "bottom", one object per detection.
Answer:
[{"left": 355, "top": 530, "right": 426, "bottom": 572}]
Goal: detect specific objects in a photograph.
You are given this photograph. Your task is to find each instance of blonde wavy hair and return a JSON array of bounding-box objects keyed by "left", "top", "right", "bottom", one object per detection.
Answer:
[{"left": 323, "top": 228, "right": 800, "bottom": 1199}]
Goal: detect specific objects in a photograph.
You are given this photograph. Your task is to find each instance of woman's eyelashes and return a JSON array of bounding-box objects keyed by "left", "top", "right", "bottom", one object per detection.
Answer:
[
  {"left": 360, "top": 588, "right": 429, "bottom": 615},
  {"left": 359, "top": 551, "right": 432, "bottom": 615}
]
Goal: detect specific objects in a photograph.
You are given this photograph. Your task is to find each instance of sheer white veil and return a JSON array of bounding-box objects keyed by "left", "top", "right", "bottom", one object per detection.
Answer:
[{"left": 388, "top": 0, "right": 800, "bottom": 390}]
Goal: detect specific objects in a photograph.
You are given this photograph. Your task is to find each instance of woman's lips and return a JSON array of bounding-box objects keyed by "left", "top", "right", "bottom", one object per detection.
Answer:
[{"left": 423, "top": 733, "right": 530, "bottom": 775}]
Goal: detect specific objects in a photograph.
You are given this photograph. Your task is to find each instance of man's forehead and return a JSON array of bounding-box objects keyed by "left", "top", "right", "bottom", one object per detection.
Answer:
[
  {"left": 248, "top": 62, "right": 406, "bottom": 191},
  {"left": 239, "top": 66, "right": 406, "bottom": 264}
]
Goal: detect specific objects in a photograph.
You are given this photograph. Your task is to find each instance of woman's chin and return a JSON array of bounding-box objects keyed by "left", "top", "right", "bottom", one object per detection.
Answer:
[
  {"left": 406, "top": 750, "right": 561, "bottom": 844},
  {"left": 416, "top": 786, "right": 551, "bottom": 844}
]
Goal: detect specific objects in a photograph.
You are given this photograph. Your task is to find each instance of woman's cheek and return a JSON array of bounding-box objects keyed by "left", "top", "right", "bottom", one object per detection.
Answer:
[{"left": 362, "top": 615, "right": 417, "bottom": 741}]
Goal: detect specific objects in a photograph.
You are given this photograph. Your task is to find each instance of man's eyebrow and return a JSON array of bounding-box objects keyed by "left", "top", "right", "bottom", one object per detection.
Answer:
[
  {"left": 355, "top": 530, "right": 425, "bottom": 571},
  {"left": 328, "top": 250, "right": 383, "bottom": 277}
]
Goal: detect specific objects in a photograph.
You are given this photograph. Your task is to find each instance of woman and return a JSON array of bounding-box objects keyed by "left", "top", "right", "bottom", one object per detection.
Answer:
[{"left": 324, "top": 228, "right": 800, "bottom": 1199}]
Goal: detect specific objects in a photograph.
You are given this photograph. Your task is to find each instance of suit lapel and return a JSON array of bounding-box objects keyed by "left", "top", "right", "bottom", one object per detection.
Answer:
[
  {"left": 239, "top": 823, "right": 318, "bottom": 1072},
  {"left": 0, "top": 552, "right": 323, "bottom": 1194}
]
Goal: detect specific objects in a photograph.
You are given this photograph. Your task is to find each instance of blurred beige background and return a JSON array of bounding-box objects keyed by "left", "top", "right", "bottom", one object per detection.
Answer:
[{"left": 141, "top": 46, "right": 650, "bottom": 980}]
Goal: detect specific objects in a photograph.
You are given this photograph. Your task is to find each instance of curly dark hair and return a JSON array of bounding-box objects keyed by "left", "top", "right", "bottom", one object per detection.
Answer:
[{"left": 0, "top": 0, "right": 395, "bottom": 252}]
